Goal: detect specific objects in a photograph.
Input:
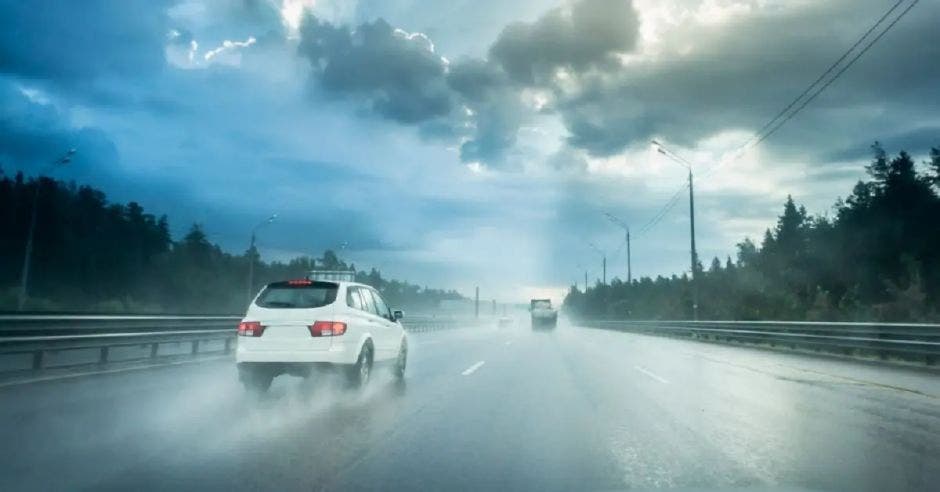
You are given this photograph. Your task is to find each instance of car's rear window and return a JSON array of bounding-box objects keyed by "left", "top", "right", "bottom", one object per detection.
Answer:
[
  {"left": 255, "top": 281, "right": 338, "bottom": 308},
  {"left": 532, "top": 300, "right": 551, "bottom": 309}
]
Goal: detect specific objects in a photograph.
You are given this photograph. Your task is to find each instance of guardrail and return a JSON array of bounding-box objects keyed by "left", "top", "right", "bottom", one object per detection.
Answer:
[
  {"left": 0, "top": 315, "right": 240, "bottom": 373},
  {"left": 581, "top": 319, "right": 940, "bottom": 366},
  {"left": 0, "top": 314, "right": 477, "bottom": 376},
  {"left": 401, "top": 315, "right": 482, "bottom": 333}
]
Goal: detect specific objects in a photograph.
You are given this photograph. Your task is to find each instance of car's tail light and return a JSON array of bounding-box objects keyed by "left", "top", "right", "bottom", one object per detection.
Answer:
[
  {"left": 237, "top": 321, "right": 265, "bottom": 337},
  {"left": 309, "top": 321, "right": 347, "bottom": 337}
]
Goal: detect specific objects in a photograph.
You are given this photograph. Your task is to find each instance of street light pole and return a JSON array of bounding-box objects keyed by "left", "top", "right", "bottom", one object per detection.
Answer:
[
  {"left": 588, "top": 242, "right": 606, "bottom": 285},
  {"left": 627, "top": 228, "right": 631, "bottom": 284},
  {"left": 687, "top": 168, "right": 699, "bottom": 320},
  {"left": 651, "top": 140, "right": 699, "bottom": 320},
  {"left": 246, "top": 214, "right": 277, "bottom": 307},
  {"left": 17, "top": 149, "right": 76, "bottom": 311},
  {"left": 604, "top": 212, "right": 632, "bottom": 284}
]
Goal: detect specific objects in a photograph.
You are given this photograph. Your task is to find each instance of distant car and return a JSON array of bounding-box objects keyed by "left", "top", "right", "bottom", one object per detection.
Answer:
[
  {"left": 530, "top": 299, "right": 557, "bottom": 329},
  {"left": 497, "top": 317, "right": 513, "bottom": 328},
  {"left": 236, "top": 277, "right": 407, "bottom": 393}
]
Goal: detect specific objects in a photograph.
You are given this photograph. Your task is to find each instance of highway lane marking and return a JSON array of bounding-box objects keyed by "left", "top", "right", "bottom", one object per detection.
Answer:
[
  {"left": 633, "top": 365, "right": 670, "bottom": 384},
  {"left": 0, "top": 355, "right": 231, "bottom": 389},
  {"left": 461, "top": 360, "right": 486, "bottom": 376}
]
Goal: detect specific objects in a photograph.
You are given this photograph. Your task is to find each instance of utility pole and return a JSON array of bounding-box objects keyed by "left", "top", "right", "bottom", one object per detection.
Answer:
[
  {"left": 474, "top": 286, "right": 479, "bottom": 319},
  {"left": 652, "top": 140, "right": 700, "bottom": 320},
  {"left": 688, "top": 169, "right": 699, "bottom": 320},
  {"left": 18, "top": 149, "right": 75, "bottom": 311},
  {"left": 246, "top": 232, "right": 257, "bottom": 307},
  {"left": 584, "top": 271, "right": 588, "bottom": 291},
  {"left": 246, "top": 214, "right": 277, "bottom": 307},
  {"left": 588, "top": 242, "right": 607, "bottom": 286},
  {"left": 604, "top": 213, "right": 632, "bottom": 284},
  {"left": 626, "top": 229, "right": 632, "bottom": 283}
]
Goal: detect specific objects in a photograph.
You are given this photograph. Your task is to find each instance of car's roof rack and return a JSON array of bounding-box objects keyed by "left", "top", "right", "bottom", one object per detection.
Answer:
[{"left": 307, "top": 269, "right": 356, "bottom": 282}]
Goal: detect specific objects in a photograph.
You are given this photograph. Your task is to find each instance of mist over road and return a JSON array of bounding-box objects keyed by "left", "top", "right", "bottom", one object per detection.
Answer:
[{"left": 1, "top": 323, "right": 938, "bottom": 491}]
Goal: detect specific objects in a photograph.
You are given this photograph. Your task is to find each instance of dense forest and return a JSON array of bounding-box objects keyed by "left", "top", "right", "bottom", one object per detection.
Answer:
[
  {"left": 565, "top": 144, "right": 940, "bottom": 322},
  {"left": 0, "top": 172, "right": 463, "bottom": 314}
]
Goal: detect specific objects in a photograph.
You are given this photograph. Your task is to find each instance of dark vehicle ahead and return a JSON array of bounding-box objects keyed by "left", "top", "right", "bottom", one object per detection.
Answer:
[{"left": 530, "top": 299, "right": 557, "bottom": 329}]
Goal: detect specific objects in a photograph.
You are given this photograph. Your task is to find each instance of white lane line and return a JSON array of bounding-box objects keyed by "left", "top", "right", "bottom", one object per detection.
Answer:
[
  {"left": 461, "top": 360, "right": 486, "bottom": 376},
  {"left": 633, "top": 365, "right": 670, "bottom": 384}
]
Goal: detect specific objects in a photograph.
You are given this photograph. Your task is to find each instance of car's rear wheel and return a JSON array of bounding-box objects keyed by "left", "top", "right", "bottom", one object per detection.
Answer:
[
  {"left": 239, "top": 365, "right": 273, "bottom": 395},
  {"left": 346, "top": 344, "right": 373, "bottom": 388},
  {"left": 393, "top": 340, "right": 407, "bottom": 379}
]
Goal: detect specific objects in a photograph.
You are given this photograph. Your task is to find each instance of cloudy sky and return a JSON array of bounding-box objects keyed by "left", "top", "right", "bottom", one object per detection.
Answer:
[{"left": 1, "top": 0, "right": 938, "bottom": 301}]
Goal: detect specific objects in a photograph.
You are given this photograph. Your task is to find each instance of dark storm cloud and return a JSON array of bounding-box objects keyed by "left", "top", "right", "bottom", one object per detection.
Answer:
[
  {"left": 0, "top": 79, "right": 119, "bottom": 173},
  {"left": 0, "top": 0, "right": 172, "bottom": 81},
  {"left": 302, "top": 0, "right": 938, "bottom": 167},
  {"left": 452, "top": 0, "right": 639, "bottom": 163},
  {"left": 446, "top": 58, "right": 525, "bottom": 163},
  {"left": 489, "top": 0, "right": 639, "bottom": 85},
  {"left": 825, "top": 126, "right": 940, "bottom": 163},
  {"left": 296, "top": 0, "right": 642, "bottom": 165},
  {"left": 298, "top": 15, "right": 453, "bottom": 124},
  {"left": 446, "top": 58, "right": 506, "bottom": 103},
  {"left": 555, "top": 0, "right": 940, "bottom": 158}
]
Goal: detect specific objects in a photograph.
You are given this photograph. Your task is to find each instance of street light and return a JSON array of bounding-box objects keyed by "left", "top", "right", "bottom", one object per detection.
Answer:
[
  {"left": 651, "top": 139, "right": 699, "bottom": 320},
  {"left": 604, "top": 212, "right": 632, "bottom": 284},
  {"left": 587, "top": 242, "right": 607, "bottom": 285},
  {"left": 246, "top": 213, "right": 277, "bottom": 307},
  {"left": 575, "top": 262, "right": 589, "bottom": 292},
  {"left": 17, "top": 149, "right": 76, "bottom": 311}
]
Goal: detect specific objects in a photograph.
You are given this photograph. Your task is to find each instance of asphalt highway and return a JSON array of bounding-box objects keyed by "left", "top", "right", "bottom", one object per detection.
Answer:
[{"left": 1, "top": 322, "right": 938, "bottom": 491}]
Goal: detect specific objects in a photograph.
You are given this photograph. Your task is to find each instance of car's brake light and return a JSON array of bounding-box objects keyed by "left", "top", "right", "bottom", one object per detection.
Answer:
[
  {"left": 309, "top": 321, "right": 347, "bottom": 337},
  {"left": 287, "top": 279, "right": 313, "bottom": 285},
  {"left": 237, "top": 321, "right": 265, "bottom": 337}
]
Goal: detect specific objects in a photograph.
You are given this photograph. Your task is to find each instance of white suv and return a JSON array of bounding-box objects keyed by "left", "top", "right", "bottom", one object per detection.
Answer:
[{"left": 236, "top": 278, "right": 407, "bottom": 393}]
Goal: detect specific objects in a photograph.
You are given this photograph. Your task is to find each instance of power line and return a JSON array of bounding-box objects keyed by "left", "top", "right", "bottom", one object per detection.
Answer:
[
  {"left": 638, "top": 181, "right": 687, "bottom": 235},
  {"left": 637, "top": 0, "right": 921, "bottom": 235},
  {"left": 726, "top": 0, "right": 920, "bottom": 167},
  {"left": 742, "top": 0, "right": 908, "bottom": 150},
  {"left": 699, "top": 0, "right": 920, "bottom": 182},
  {"left": 751, "top": 0, "right": 920, "bottom": 148}
]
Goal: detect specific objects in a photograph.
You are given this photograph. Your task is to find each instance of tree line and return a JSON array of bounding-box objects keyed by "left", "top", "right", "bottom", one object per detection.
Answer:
[
  {"left": 0, "top": 171, "right": 463, "bottom": 314},
  {"left": 564, "top": 144, "right": 940, "bottom": 322}
]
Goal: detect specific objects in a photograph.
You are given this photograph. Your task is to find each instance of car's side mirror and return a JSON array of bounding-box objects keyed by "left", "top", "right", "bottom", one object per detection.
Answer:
[{"left": 393, "top": 310, "right": 404, "bottom": 321}]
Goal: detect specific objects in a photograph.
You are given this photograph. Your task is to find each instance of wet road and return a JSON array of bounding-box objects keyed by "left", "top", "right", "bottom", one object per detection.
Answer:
[{"left": 1, "top": 323, "right": 939, "bottom": 491}]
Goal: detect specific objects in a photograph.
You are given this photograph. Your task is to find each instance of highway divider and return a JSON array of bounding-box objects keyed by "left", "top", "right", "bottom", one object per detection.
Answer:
[
  {"left": 0, "top": 314, "right": 476, "bottom": 378},
  {"left": 581, "top": 319, "right": 940, "bottom": 367}
]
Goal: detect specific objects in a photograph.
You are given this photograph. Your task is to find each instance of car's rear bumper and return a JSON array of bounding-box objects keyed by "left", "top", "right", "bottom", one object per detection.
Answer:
[{"left": 236, "top": 338, "right": 358, "bottom": 364}]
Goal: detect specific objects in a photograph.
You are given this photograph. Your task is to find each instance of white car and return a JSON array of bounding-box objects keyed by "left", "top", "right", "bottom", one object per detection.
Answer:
[{"left": 236, "top": 278, "right": 407, "bottom": 393}]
